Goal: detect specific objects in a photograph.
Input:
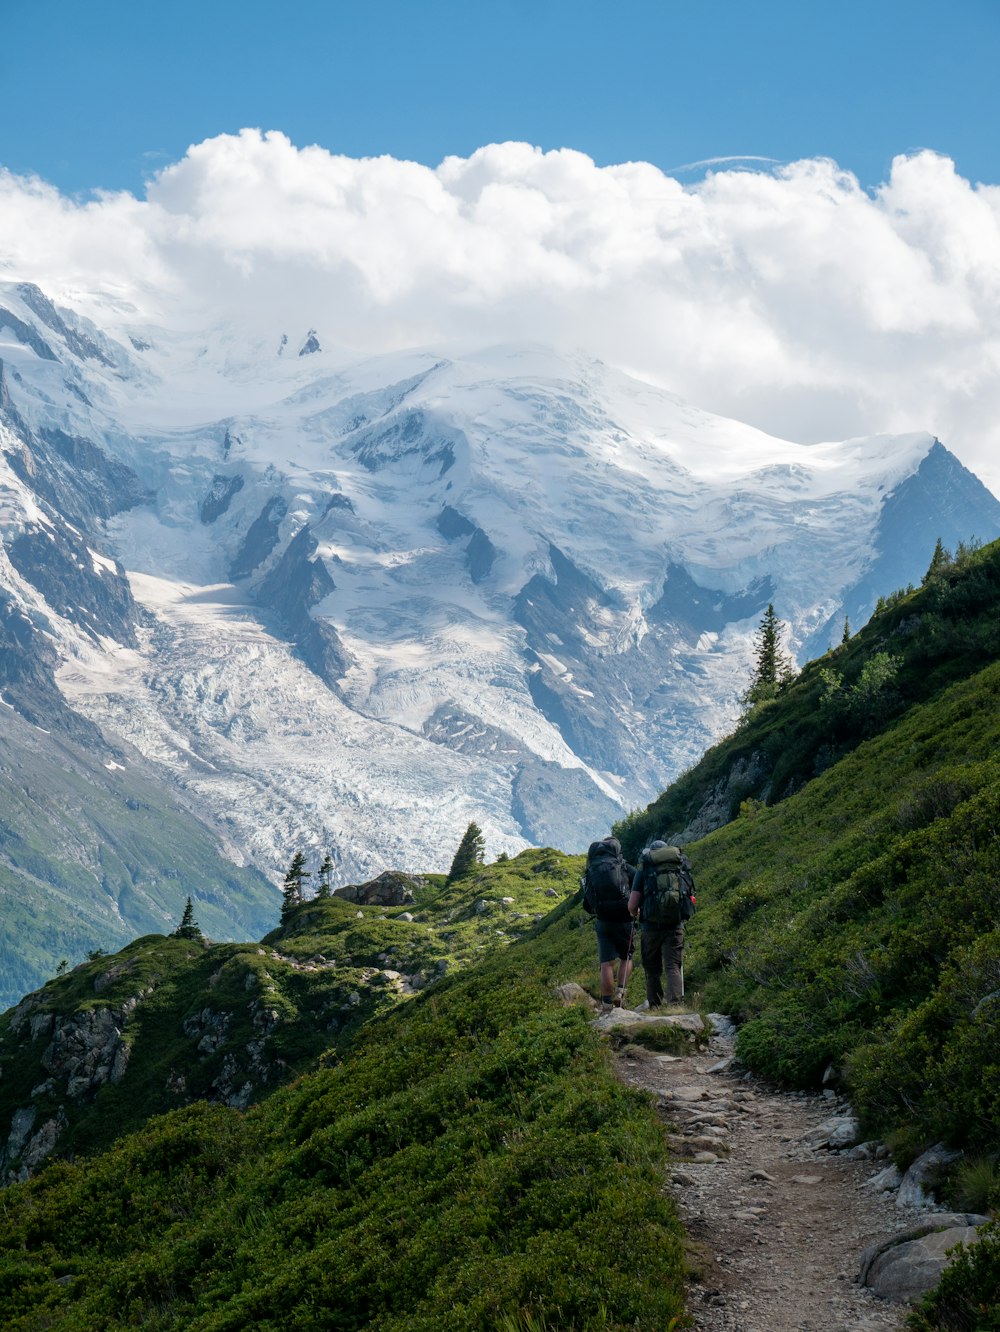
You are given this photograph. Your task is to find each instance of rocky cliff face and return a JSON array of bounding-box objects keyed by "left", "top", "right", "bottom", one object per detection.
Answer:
[{"left": 0, "top": 992, "right": 135, "bottom": 1181}]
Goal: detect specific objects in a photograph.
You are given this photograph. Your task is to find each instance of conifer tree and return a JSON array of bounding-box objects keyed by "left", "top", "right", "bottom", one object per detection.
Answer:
[
  {"left": 922, "top": 537, "right": 951, "bottom": 585},
  {"left": 281, "top": 851, "right": 311, "bottom": 922},
  {"left": 446, "top": 821, "right": 485, "bottom": 885},
  {"left": 173, "top": 896, "right": 204, "bottom": 941},
  {"left": 740, "top": 603, "right": 792, "bottom": 714},
  {"left": 316, "top": 852, "right": 334, "bottom": 899},
  {"left": 841, "top": 615, "right": 851, "bottom": 646}
]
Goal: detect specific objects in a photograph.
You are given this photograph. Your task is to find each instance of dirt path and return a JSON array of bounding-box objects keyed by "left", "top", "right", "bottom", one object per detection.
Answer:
[{"left": 614, "top": 1018, "right": 912, "bottom": 1332}]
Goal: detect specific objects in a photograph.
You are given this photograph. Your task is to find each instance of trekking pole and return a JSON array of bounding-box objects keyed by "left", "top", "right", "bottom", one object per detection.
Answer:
[{"left": 620, "top": 915, "right": 637, "bottom": 1007}]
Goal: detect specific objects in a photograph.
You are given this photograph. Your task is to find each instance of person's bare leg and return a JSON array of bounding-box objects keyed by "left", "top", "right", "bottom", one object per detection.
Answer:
[{"left": 614, "top": 956, "right": 632, "bottom": 1005}]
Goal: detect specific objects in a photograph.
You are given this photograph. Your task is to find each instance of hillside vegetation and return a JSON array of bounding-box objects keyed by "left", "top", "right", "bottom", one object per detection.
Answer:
[
  {"left": 618, "top": 540, "right": 1000, "bottom": 1171},
  {"left": 0, "top": 897, "right": 686, "bottom": 1331},
  {"left": 0, "top": 853, "right": 589, "bottom": 1166},
  {"left": 687, "top": 658, "right": 1000, "bottom": 1155}
]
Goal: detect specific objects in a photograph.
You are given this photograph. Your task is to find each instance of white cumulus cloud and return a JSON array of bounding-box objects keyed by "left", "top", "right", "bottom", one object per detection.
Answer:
[{"left": 3, "top": 128, "right": 1000, "bottom": 496}]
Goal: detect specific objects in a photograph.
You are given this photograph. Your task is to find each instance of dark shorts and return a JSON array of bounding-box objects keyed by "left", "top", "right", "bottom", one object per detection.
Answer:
[{"left": 594, "top": 917, "right": 635, "bottom": 963}]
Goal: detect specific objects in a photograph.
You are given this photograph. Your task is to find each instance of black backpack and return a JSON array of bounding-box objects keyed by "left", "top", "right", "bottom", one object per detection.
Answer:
[
  {"left": 581, "top": 838, "right": 630, "bottom": 920},
  {"left": 640, "top": 845, "right": 696, "bottom": 927}
]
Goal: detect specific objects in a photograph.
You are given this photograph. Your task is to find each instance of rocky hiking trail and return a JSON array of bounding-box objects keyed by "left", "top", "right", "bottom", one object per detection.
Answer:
[{"left": 597, "top": 1007, "right": 985, "bottom": 1332}]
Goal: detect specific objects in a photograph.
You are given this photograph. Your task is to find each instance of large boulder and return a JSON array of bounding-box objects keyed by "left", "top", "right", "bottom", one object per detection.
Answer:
[
  {"left": 592, "top": 1008, "right": 705, "bottom": 1035},
  {"left": 553, "top": 983, "right": 598, "bottom": 1010},
  {"left": 858, "top": 1214, "right": 991, "bottom": 1303},
  {"left": 800, "top": 1113, "right": 862, "bottom": 1150},
  {"left": 333, "top": 871, "right": 425, "bottom": 907}
]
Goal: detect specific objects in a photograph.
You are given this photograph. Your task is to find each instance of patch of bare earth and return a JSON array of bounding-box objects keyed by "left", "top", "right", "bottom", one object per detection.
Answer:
[{"left": 614, "top": 1022, "right": 910, "bottom": 1332}]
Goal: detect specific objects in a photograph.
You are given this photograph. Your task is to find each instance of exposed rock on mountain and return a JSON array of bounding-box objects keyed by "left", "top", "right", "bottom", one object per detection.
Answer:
[
  {"left": 298, "top": 329, "right": 321, "bottom": 357},
  {"left": 229, "top": 495, "right": 288, "bottom": 579},
  {"left": 200, "top": 473, "right": 245, "bottom": 523},
  {"left": 332, "top": 870, "right": 424, "bottom": 906}
]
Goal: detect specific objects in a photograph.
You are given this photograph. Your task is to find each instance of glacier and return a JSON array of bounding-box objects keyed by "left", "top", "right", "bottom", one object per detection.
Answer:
[{"left": 3, "top": 280, "right": 1000, "bottom": 910}]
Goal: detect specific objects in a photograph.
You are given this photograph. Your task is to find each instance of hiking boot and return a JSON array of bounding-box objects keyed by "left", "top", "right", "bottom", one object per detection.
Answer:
[
  {"left": 613, "top": 987, "right": 626, "bottom": 1007},
  {"left": 633, "top": 999, "right": 650, "bottom": 1012}
]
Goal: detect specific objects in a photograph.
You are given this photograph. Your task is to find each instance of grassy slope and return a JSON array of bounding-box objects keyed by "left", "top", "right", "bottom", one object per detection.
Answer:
[
  {"left": 685, "top": 658, "right": 1000, "bottom": 1157},
  {"left": 618, "top": 538, "right": 1000, "bottom": 854},
  {"left": 0, "top": 852, "right": 591, "bottom": 1165},
  {"left": 0, "top": 897, "right": 686, "bottom": 1332}
]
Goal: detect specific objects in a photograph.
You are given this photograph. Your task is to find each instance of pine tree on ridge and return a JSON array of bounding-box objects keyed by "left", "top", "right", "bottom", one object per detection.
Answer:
[
  {"left": 173, "top": 896, "right": 204, "bottom": 941},
  {"left": 281, "top": 852, "right": 311, "bottom": 923},
  {"left": 446, "top": 822, "right": 485, "bottom": 885}
]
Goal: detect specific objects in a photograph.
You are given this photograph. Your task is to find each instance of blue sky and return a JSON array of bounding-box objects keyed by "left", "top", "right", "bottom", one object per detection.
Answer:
[{"left": 3, "top": 0, "right": 999, "bottom": 195}]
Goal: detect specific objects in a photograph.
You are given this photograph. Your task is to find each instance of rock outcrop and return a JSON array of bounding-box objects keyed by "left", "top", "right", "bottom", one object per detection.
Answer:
[
  {"left": 1, "top": 998, "right": 136, "bottom": 1181},
  {"left": 333, "top": 870, "right": 425, "bottom": 907}
]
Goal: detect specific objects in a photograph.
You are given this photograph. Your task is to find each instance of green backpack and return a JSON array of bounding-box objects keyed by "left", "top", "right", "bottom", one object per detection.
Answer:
[{"left": 640, "top": 845, "right": 696, "bottom": 927}]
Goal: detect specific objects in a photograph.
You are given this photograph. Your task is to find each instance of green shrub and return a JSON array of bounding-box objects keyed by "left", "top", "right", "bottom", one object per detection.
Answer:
[
  {"left": 946, "top": 1158, "right": 1000, "bottom": 1216},
  {"left": 0, "top": 944, "right": 686, "bottom": 1330}
]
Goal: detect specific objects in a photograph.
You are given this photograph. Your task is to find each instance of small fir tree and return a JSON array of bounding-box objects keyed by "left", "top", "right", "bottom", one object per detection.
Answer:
[
  {"left": 740, "top": 603, "right": 792, "bottom": 714},
  {"left": 281, "top": 851, "right": 311, "bottom": 922},
  {"left": 317, "top": 852, "right": 334, "bottom": 899},
  {"left": 922, "top": 537, "right": 951, "bottom": 585},
  {"left": 841, "top": 615, "right": 851, "bottom": 646},
  {"left": 446, "top": 821, "right": 486, "bottom": 885},
  {"left": 172, "top": 896, "right": 204, "bottom": 941}
]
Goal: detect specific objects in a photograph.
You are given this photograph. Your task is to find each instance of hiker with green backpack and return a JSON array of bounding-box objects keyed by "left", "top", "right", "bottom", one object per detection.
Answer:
[{"left": 628, "top": 839, "right": 697, "bottom": 1008}]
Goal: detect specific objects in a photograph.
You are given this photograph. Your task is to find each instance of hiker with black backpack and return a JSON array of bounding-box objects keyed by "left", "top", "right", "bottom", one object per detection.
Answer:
[
  {"left": 580, "top": 836, "right": 636, "bottom": 1013},
  {"left": 628, "top": 839, "right": 696, "bottom": 1008}
]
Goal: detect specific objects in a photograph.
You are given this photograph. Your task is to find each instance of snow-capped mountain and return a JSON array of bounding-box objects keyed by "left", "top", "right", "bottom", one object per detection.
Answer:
[{"left": 3, "top": 279, "right": 1000, "bottom": 942}]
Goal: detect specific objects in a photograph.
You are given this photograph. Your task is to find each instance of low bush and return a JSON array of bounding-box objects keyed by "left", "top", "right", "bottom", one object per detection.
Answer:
[{"left": 0, "top": 946, "right": 686, "bottom": 1330}]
